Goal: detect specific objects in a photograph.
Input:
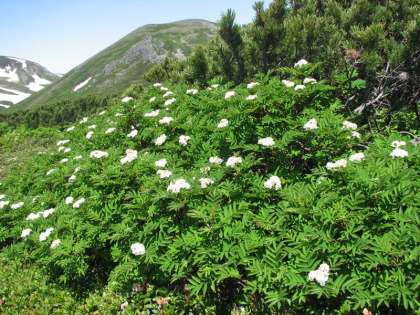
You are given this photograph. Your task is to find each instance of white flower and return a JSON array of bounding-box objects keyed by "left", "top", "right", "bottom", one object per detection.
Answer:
[
  {"left": 282, "top": 80, "right": 295, "bottom": 87},
  {"left": 308, "top": 263, "right": 330, "bottom": 286},
  {"left": 73, "top": 198, "right": 85, "bottom": 208},
  {"left": 105, "top": 127, "right": 116, "bottom": 134},
  {"left": 74, "top": 155, "right": 83, "bottom": 160},
  {"left": 303, "top": 78, "right": 317, "bottom": 84},
  {"left": 199, "top": 178, "right": 215, "bottom": 188},
  {"left": 160, "top": 86, "right": 168, "bottom": 91},
  {"left": 65, "top": 197, "right": 74, "bottom": 204},
  {"left": 144, "top": 109, "right": 160, "bottom": 117},
  {"left": 11, "top": 202, "right": 24, "bottom": 209},
  {"left": 79, "top": 117, "right": 88, "bottom": 124},
  {"left": 347, "top": 131, "right": 361, "bottom": 139},
  {"left": 179, "top": 135, "right": 190, "bottom": 146},
  {"left": 167, "top": 178, "right": 191, "bottom": 193},
  {"left": 39, "top": 228, "right": 54, "bottom": 242},
  {"left": 294, "top": 59, "right": 308, "bottom": 68},
  {"left": 153, "top": 83, "right": 162, "bottom": 87},
  {"left": 264, "top": 176, "right": 282, "bottom": 190},
  {"left": 217, "top": 119, "right": 229, "bottom": 128},
  {"left": 74, "top": 167, "right": 81, "bottom": 173},
  {"left": 159, "top": 117, "right": 173, "bottom": 124},
  {"left": 200, "top": 166, "right": 210, "bottom": 174},
  {"left": 98, "top": 110, "right": 106, "bottom": 115},
  {"left": 150, "top": 97, "right": 156, "bottom": 102},
  {"left": 157, "top": 170, "right": 172, "bottom": 178},
  {"left": 88, "top": 125, "right": 97, "bottom": 129},
  {"left": 247, "top": 82, "right": 260, "bottom": 88},
  {"left": 349, "top": 153, "right": 365, "bottom": 162},
  {"left": 60, "top": 158, "right": 68, "bottom": 163},
  {"left": 209, "top": 156, "right": 223, "bottom": 164},
  {"left": 391, "top": 140, "right": 406, "bottom": 148},
  {"left": 164, "top": 98, "right": 176, "bottom": 106},
  {"left": 127, "top": 129, "right": 138, "bottom": 138},
  {"left": 226, "top": 156, "right": 243, "bottom": 168},
  {"left": 57, "top": 140, "right": 70, "bottom": 146},
  {"left": 0, "top": 194, "right": 5, "bottom": 199},
  {"left": 21, "top": 228, "right": 32, "bottom": 238},
  {"left": 122, "top": 97, "right": 133, "bottom": 103},
  {"left": 51, "top": 239, "right": 61, "bottom": 248},
  {"left": 225, "top": 91, "right": 236, "bottom": 99},
  {"left": 390, "top": 148, "right": 408, "bottom": 158},
  {"left": 342, "top": 121, "right": 358, "bottom": 130},
  {"left": 155, "top": 134, "right": 167, "bottom": 146},
  {"left": 326, "top": 159, "right": 347, "bottom": 170},
  {"left": 64, "top": 148, "right": 71, "bottom": 153},
  {"left": 162, "top": 91, "right": 173, "bottom": 98},
  {"left": 155, "top": 158, "right": 167, "bottom": 168},
  {"left": 69, "top": 175, "right": 77, "bottom": 182},
  {"left": 295, "top": 84, "right": 305, "bottom": 91},
  {"left": 246, "top": 95, "right": 258, "bottom": 100},
  {"left": 0, "top": 201, "right": 10, "bottom": 209},
  {"left": 43, "top": 208, "right": 55, "bottom": 218},
  {"left": 90, "top": 150, "right": 108, "bottom": 158},
  {"left": 46, "top": 169, "right": 57, "bottom": 176},
  {"left": 304, "top": 118, "right": 318, "bottom": 130},
  {"left": 58, "top": 146, "right": 65, "bottom": 152},
  {"left": 115, "top": 113, "right": 124, "bottom": 117},
  {"left": 121, "top": 149, "right": 138, "bottom": 165},
  {"left": 258, "top": 137, "right": 275, "bottom": 147},
  {"left": 131, "top": 243, "right": 146, "bottom": 255},
  {"left": 66, "top": 126, "right": 75, "bottom": 131},
  {"left": 211, "top": 84, "right": 219, "bottom": 88},
  {"left": 86, "top": 131, "right": 94, "bottom": 139},
  {"left": 186, "top": 89, "right": 198, "bottom": 94},
  {"left": 26, "top": 213, "right": 40, "bottom": 221}
]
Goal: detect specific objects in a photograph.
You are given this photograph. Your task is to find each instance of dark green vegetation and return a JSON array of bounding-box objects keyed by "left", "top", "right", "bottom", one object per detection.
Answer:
[
  {"left": 13, "top": 20, "right": 217, "bottom": 111},
  {"left": 0, "top": 0, "right": 419, "bottom": 314}
]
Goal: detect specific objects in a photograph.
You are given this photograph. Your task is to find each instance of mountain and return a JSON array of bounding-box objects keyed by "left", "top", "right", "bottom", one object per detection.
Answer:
[
  {"left": 13, "top": 19, "right": 218, "bottom": 111},
  {"left": 0, "top": 56, "right": 60, "bottom": 111}
]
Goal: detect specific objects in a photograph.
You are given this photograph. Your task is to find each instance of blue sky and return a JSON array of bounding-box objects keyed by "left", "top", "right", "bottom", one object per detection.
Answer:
[{"left": 0, "top": 0, "right": 262, "bottom": 74}]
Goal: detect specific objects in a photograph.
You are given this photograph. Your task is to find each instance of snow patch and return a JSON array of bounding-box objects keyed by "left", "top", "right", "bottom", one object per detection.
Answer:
[
  {"left": 8, "top": 57, "right": 27, "bottom": 70},
  {"left": 73, "top": 77, "right": 92, "bottom": 92},
  {"left": 26, "top": 75, "right": 52, "bottom": 92},
  {"left": 0, "top": 66, "right": 19, "bottom": 82},
  {"left": 0, "top": 104, "right": 10, "bottom": 108},
  {"left": 0, "top": 86, "right": 31, "bottom": 103}
]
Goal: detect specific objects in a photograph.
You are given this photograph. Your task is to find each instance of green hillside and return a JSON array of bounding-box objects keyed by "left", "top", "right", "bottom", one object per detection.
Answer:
[{"left": 13, "top": 19, "right": 217, "bottom": 111}]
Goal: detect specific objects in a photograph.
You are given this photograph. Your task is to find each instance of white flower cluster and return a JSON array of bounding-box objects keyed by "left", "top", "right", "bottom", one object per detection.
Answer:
[
  {"left": 217, "top": 119, "right": 229, "bottom": 128},
  {"left": 258, "top": 137, "right": 275, "bottom": 147},
  {"left": 282, "top": 80, "right": 295, "bottom": 87},
  {"left": 200, "top": 166, "right": 210, "bottom": 174},
  {"left": 73, "top": 198, "right": 85, "bottom": 208},
  {"left": 66, "top": 126, "right": 75, "bottom": 132},
  {"left": 303, "top": 78, "right": 317, "bottom": 84},
  {"left": 209, "top": 156, "right": 223, "bottom": 164},
  {"left": 0, "top": 201, "right": 10, "bottom": 209},
  {"left": 155, "top": 158, "right": 167, "bottom": 168},
  {"left": 64, "top": 148, "right": 71, "bottom": 153},
  {"left": 157, "top": 170, "right": 172, "bottom": 178},
  {"left": 46, "top": 169, "right": 57, "bottom": 176},
  {"left": 246, "top": 95, "right": 258, "bottom": 100},
  {"left": 167, "top": 178, "right": 191, "bottom": 193},
  {"left": 294, "top": 59, "right": 308, "bottom": 68},
  {"left": 326, "top": 159, "right": 347, "bottom": 170},
  {"left": 122, "top": 97, "right": 133, "bottom": 103},
  {"left": 105, "top": 127, "right": 116, "bottom": 134},
  {"left": 391, "top": 140, "right": 406, "bottom": 148},
  {"left": 57, "top": 140, "right": 70, "bottom": 146},
  {"left": 390, "top": 148, "right": 408, "bottom": 158},
  {"left": 179, "top": 135, "right": 190, "bottom": 146},
  {"left": 58, "top": 146, "right": 65, "bottom": 152},
  {"left": 295, "top": 85, "right": 305, "bottom": 91},
  {"left": 162, "top": 91, "right": 174, "bottom": 98},
  {"left": 51, "top": 239, "right": 61, "bottom": 248},
  {"left": 186, "top": 89, "right": 198, "bottom": 94},
  {"left": 199, "top": 178, "right": 215, "bottom": 188},
  {"left": 131, "top": 243, "right": 146, "bottom": 255},
  {"left": 225, "top": 91, "right": 236, "bottom": 99},
  {"left": 264, "top": 176, "right": 282, "bottom": 190},
  {"left": 74, "top": 155, "right": 83, "bottom": 160},
  {"left": 127, "top": 129, "right": 138, "bottom": 138},
  {"left": 79, "top": 117, "right": 88, "bottom": 124},
  {"left": 164, "top": 98, "right": 176, "bottom": 106},
  {"left": 161, "top": 86, "right": 168, "bottom": 91},
  {"left": 65, "top": 197, "right": 74, "bottom": 204},
  {"left": 69, "top": 175, "right": 76, "bottom": 182},
  {"left": 39, "top": 227, "right": 54, "bottom": 242},
  {"left": 74, "top": 167, "right": 81, "bottom": 173},
  {"left": 11, "top": 202, "right": 24, "bottom": 209},
  {"left": 26, "top": 208, "right": 55, "bottom": 221},
  {"left": 304, "top": 118, "right": 318, "bottom": 130},
  {"left": 145, "top": 109, "right": 160, "bottom": 117},
  {"left": 226, "top": 156, "right": 242, "bottom": 168},
  {"left": 0, "top": 194, "right": 5, "bottom": 199},
  {"left": 88, "top": 125, "right": 97, "bottom": 129},
  {"left": 98, "top": 110, "right": 106, "bottom": 115},
  {"left": 90, "top": 150, "right": 108, "bottom": 158},
  {"left": 247, "top": 82, "right": 260, "bottom": 88},
  {"left": 153, "top": 83, "right": 161, "bottom": 87},
  {"left": 155, "top": 134, "right": 167, "bottom": 146},
  {"left": 347, "top": 131, "right": 361, "bottom": 139},
  {"left": 342, "top": 121, "right": 358, "bottom": 130},
  {"left": 121, "top": 149, "right": 138, "bottom": 165},
  {"left": 308, "top": 263, "right": 330, "bottom": 286},
  {"left": 349, "top": 152, "right": 365, "bottom": 162},
  {"left": 60, "top": 158, "right": 68, "bottom": 163},
  {"left": 115, "top": 113, "right": 124, "bottom": 117},
  {"left": 21, "top": 228, "right": 31, "bottom": 238},
  {"left": 159, "top": 117, "right": 173, "bottom": 124},
  {"left": 211, "top": 84, "right": 219, "bottom": 88}
]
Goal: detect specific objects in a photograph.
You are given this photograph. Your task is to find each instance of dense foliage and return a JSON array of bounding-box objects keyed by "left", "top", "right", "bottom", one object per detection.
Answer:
[{"left": 0, "top": 62, "right": 419, "bottom": 313}]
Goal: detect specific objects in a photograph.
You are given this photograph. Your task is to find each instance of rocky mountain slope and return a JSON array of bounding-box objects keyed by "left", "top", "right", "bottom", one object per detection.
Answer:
[
  {"left": 0, "top": 56, "right": 60, "bottom": 111},
  {"left": 14, "top": 19, "right": 217, "bottom": 111}
]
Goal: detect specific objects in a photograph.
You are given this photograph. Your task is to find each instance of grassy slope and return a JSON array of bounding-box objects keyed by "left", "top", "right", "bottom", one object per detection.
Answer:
[{"left": 13, "top": 19, "right": 217, "bottom": 112}]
